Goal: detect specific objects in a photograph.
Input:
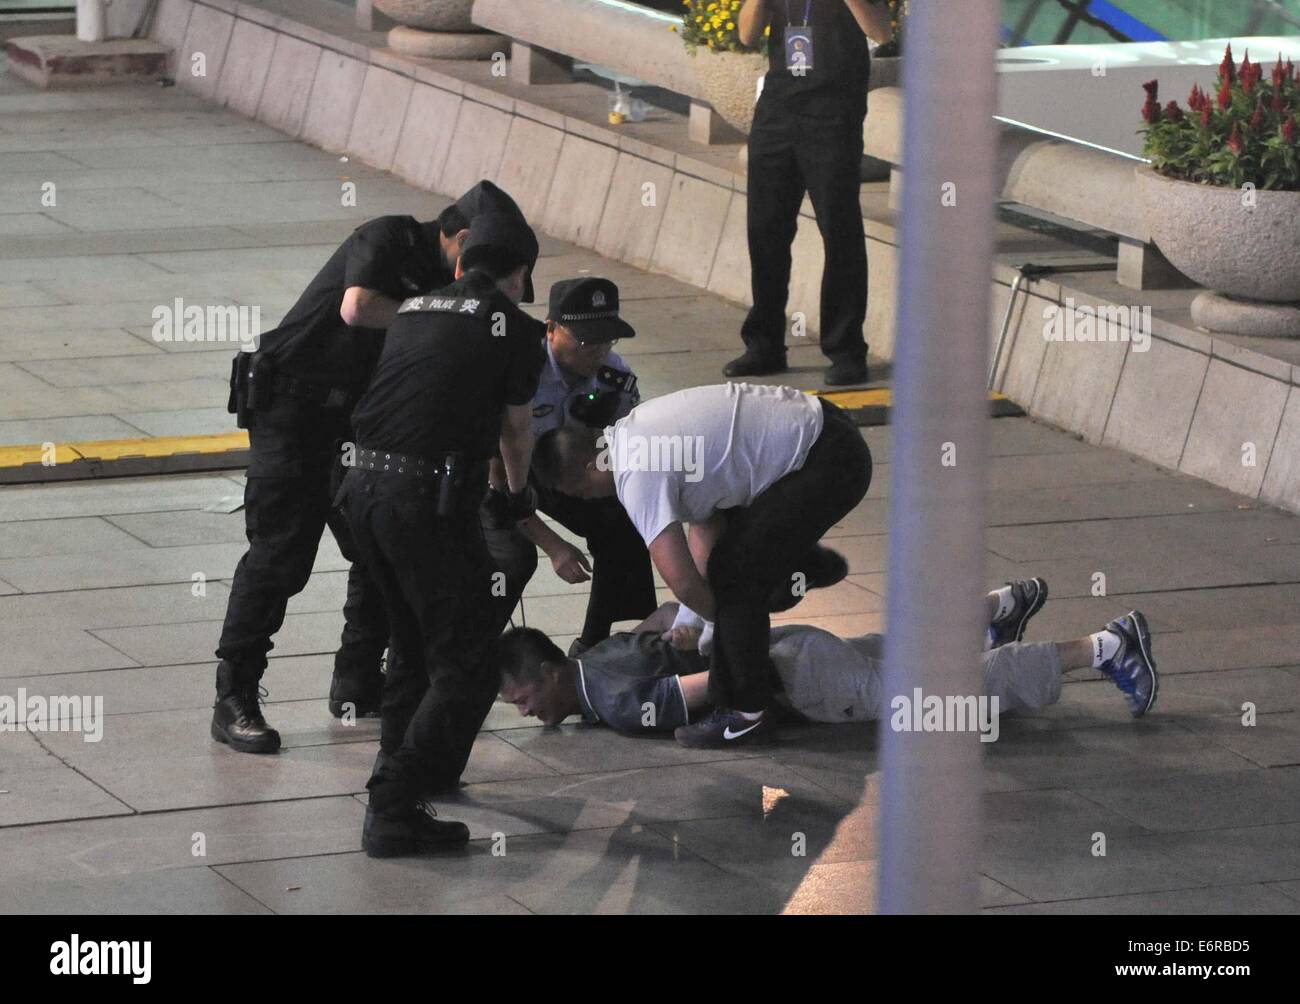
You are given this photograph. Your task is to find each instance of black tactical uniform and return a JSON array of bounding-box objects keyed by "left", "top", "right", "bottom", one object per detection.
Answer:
[
  {"left": 337, "top": 214, "right": 545, "bottom": 855},
  {"left": 214, "top": 213, "right": 450, "bottom": 753}
]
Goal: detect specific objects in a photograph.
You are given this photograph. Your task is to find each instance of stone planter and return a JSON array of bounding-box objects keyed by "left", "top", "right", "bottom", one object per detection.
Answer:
[
  {"left": 374, "top": 0, "right": 475, "bottom": 32},
  {"left": 693, "top": 49, "right": 768, "bottom": 135},
  {"left": 376, "top": 0, "right": 500, "bottom": 60},
  {"left": 1136, "top": 166, "right": 1300, "bottom": 337}
]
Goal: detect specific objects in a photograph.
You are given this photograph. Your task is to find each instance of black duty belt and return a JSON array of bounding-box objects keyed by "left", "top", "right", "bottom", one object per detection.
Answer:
[
  {"left": 271, "top": 373, "right": 353, "bottom": 410},
  {"left": 353, "top": 447, "right": 447, "bottom": 480}
]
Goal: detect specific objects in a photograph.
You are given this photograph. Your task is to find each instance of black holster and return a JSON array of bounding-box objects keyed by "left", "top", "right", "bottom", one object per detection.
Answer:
[{"left": 227, "top": 351, "right": 275, "bottom": 429}]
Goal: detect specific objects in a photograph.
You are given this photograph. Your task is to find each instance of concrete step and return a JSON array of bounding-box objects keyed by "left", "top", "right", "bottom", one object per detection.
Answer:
[{"left": 3, "top": 34, "right": 167, "bottom": 88}]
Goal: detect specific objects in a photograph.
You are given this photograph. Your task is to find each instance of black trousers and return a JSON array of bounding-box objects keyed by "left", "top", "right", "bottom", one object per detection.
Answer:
[
  {"left": 706, "top": 400, "right": 872, "bottom": 712},
  {"left": 215, "top": 395, "right": 387, "bottom": 687},
  {"left": 740, "top": 96, "right": 869, "bottom": 365},
  {"left": 337, "top": 466, "right": 500, "bottom": 812},
  {"left": 480, "top": 486, "right": 658, "bottom": 643}
]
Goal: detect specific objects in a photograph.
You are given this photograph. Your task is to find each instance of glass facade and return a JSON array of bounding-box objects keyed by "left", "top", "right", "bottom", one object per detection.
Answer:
[{"left": 1003, "top": 0, "right": 1300, "bottom": 46}]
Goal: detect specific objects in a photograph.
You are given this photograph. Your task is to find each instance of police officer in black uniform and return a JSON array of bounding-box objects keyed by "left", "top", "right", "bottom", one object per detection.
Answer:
[
  {"left": 213, "top": 181, "right": 532, "bottom": 755},
  {"left": 723, "top": 0, "right": 891, "bottom": 387},
  {"left": 338, "top": 212, "right": 545, "bottom": 856},
  {"left": 482, "top": 278, "right": 657, "bottom": 654}
]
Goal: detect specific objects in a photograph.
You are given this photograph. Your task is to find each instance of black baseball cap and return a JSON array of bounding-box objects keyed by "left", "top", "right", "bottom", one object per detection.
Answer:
[
  {"left": 455, "top": 181, "right": 535, "bottom": 301},
  {"left": 460, "top": 212, "right": 540, "bottom": 302},
  {"left": 547, "top": 277, "right": 636, "bottom": 344}
]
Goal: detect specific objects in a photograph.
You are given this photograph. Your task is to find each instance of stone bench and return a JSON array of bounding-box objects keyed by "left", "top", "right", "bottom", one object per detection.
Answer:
[
  {"left": 472, "top": 0, "right": 739, "bottom": 145},
  {"left": 865, "top": 85, "right": 1184, "bottom": 291}
]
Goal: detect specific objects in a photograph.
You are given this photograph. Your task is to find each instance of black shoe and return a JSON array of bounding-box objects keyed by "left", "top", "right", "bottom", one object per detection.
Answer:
[
  {"left": 768, "top": 546, "right": 849, "bottom": 613},
  {"left": 724, "top": 350, "right": 788, "bottom": 378},
  {"left": 328, "top": 674, "right": 383, "bottom": 719},
  {"left": 824, "top": 360, "right": 869, "bottom": 386},
  {"left": 987, "top": 577, "right": 1049, "bottom": 649},
  {"left": 675, "top": 708, "right": 775, "bottom": 749},
  {"left": 211, "top": 662, "right": 281, "bottom": 754},
  {"left": 362, "top": 800, "right": 471, "bottom": 858}
]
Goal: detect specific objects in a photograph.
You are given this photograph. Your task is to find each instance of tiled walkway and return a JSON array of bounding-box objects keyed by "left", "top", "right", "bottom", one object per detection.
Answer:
[{"left": 2, "top": 61, "right": 1299, "bottom": 914}]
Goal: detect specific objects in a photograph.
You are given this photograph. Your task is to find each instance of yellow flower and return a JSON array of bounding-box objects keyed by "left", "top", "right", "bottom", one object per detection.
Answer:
[{"left": 726, "top": 22, "right": 735, "bottom": 29}]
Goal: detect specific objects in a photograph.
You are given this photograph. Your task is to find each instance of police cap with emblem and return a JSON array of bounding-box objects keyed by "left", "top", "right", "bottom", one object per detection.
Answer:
[
  {"left": 455, "top": 181, "right": 535, "bottom": 302},
  {"left": 547, "top": 277, "right": 636, "bottom": 344},
  {"left": 459, "top": 211, "right": 540, "bottom": 303}
]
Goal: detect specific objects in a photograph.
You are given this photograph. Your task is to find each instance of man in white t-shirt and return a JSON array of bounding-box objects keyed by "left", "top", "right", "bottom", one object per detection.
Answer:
[{"left": 532, "top": 382, "right": 873, "bottom": 748}]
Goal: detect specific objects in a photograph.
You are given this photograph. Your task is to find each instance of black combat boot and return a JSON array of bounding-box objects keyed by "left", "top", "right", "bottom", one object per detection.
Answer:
[
  {"left": 211, "top": 660, "right": 281, "bottom": 754},
  {"left": 327, "top": 655, "right": 384, "bottom": 719},
  {"left": 362, "top": 800, "right": 470, "bottom": 858}
]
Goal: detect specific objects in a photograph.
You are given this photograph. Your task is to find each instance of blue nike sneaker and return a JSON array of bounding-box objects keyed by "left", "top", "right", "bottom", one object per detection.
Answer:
[
  {"left": 1098, "top": 610, "right": 1159, "bottom": 717},
  {"left": 674, "top": 708, "right": 775, "bottom": 749},
  {"left": 987, "top": 577, "right": 1049, "bottom": 649}
]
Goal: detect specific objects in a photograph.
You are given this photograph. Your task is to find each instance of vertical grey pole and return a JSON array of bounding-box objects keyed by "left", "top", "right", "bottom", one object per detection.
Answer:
[{"left": 876, "top": 0, "right": 1001, "bottom": 913}]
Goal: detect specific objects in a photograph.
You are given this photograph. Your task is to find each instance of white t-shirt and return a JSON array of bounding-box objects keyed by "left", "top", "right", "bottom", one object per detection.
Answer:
[{"left": 606, "top": 382, "right": 825, "bottom": 545}]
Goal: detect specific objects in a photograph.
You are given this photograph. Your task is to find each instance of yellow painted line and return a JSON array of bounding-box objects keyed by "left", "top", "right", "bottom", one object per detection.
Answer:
[
  {"left": 0, "top": 444, "right": 80, "bottom": 468},
  {"left": 813, "top": 389, "right": 1013, "bottom": 409},
  {"left": 0, "top": 432, "right": 249, "bottom": 469},
  {"left": 74, "top": 432, "right": 250, "bottom": 462}
]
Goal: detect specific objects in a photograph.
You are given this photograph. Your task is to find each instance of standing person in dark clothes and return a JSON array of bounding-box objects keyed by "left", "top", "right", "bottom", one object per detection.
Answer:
[
  {"left": 212, "top": 180, "right": 530, "bottom": 755},
  {"left": 337, "top": 212, "right": 546, "bottom": 856},
  {"left": 724, "top": 0, "right": 892, "bottom": 387}
]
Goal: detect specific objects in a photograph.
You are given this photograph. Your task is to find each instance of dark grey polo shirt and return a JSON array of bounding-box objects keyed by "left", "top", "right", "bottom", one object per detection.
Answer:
[{"left": 574, "top": 632, "right": 703, "bottom": 733}]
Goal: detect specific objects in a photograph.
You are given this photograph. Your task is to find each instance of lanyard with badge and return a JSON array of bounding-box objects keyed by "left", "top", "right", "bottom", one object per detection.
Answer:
[{"left": 784, "top": 0, "right": 814, "bottom": 74}]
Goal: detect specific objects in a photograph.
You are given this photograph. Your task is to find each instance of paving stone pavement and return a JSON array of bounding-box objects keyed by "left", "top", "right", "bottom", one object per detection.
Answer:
[{"left": 2, "top": 59, "right": 1300, "bottom": 915}]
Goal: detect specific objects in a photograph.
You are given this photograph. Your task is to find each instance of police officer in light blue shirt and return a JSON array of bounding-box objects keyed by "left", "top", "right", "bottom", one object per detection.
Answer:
[{"left": 482, "top": 278, "right": 658, "bottom": 654}]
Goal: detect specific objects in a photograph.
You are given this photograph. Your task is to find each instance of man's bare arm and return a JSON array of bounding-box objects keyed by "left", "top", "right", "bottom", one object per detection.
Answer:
[
  {"left": 738, "top": 0, "right": 771, "bottom": 48},
  {"left": 845, "top": 0, "right": 893, "bottom": 43},
  {"left": 648, "top": 523, "right": 717, "bottom": 621},
  {"left": 498, "top": 403, "right": 535, "bottom": 495},
  {"left": 340, "top": 286, "right": 402, "bottom": 329}
]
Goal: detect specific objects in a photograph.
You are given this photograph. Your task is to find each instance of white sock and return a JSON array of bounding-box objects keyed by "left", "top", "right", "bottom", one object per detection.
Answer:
[
  {"left": 736, "top": 709, "right": 763, "bottom": 721},
  {"left": 1090, "top": 630, "right": 1121, "bottom": 668},
  {"left": 991, "top": 585, "right": 1016, "bottom": 622}
]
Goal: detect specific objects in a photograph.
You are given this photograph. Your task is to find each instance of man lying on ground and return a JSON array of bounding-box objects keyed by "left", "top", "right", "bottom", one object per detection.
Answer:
[{"left": 496, "top": 578, "right": 1158, "bottom": 739}]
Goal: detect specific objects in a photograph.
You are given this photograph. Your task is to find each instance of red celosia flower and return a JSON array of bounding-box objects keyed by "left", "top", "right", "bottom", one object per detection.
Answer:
[
  {"left": 1251, "top": 101, "right": 1265, "bottom": 131},
  {"left": 1164, "top": 101, "right": 1183, "bottom": 123},
  {"left": 1285, "top": 116, "right": 1298, "bottom": 144},
  {"left": 1142, "top": 79, "right": 1159, "bottom": 102},
  {"left": 1142, "top": 99, "right": 1162, "bottom": 124},
  {"left": 1228, "top": 120, "right": 1245, "bottom": 155},
  {"left": 1187, "top": 84, "right": 1202, "bottom": 111},
  {"left": 1221, "top": 43, "right": 1236, "bottom": 83},
  {"left": 1273, "top": 55, "right": 1286, "bottom": 89},
  {"left": 1218, "top": 77, "right": 1233, "bottom": 110},
  {"left": 1200, "top": 101, "right": 1212, "bottom": 128},
  {"left": 1241, "top": 51, "right": 1255, "bottom": 92}
]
